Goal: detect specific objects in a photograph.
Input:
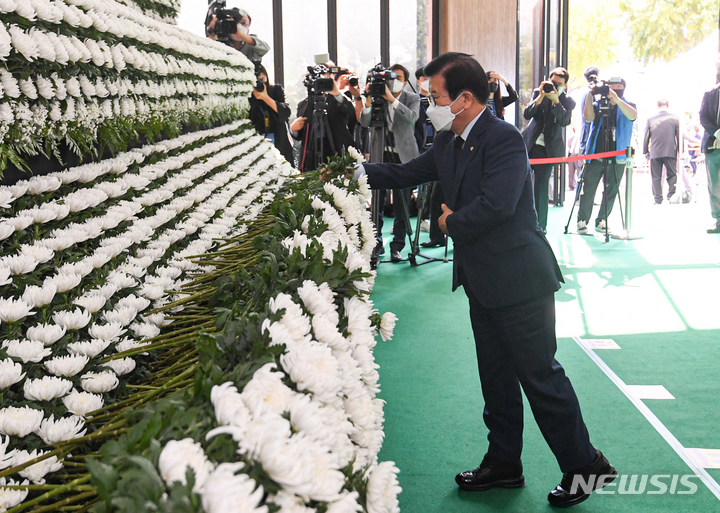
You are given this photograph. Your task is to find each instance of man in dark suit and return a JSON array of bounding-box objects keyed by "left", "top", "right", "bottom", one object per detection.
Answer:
[
  {"left": 355, "top": 52, "right": 615, "bottom": 508},
  {"left": 359, "top": 64, "right": 420, "bottom": 262},
  {"left": 522, "top": 67, "right": 575, "bottom": 232},
  {"left": 643, "top": 99, "right": 680, "bottom": 204},
  {"left": 700, "top": 79, "right": 720, "bottom": 233}
]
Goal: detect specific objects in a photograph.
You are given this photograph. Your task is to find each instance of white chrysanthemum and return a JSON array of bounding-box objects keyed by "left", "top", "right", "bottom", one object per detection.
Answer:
[
  {"left": 0, "top": 476, "right": 30, "bottom": 511},
  {"left": 0, "top": 359, "right": 25, "bottom": 389},
  {"left": 80, "top": 370, "right": 119, "bottom": 393},
  {"left": 47, "top": 272, "right": 83, "bottom": 293},
  {"left": 13, "top": 449, "right": 63, "bottom": 485},
  {"left": 158, "top": 438, "right": 215, "bottom": 492},
  {"left": 102, "top": 306, "right": 137, "bottom": 326},
  {"left": 8, "top": 24, "right": 39, "bottom": 61},
  {"left": 280, "top": 339, "right": 343, "bottom": 403},
  {"left": 62, "top": 390, "right": 103, "bottom": 416},
  {"left": 72, "top": 294, "right": 106, "bottom": 313},
  {"left": 44, "top": 355, "right": 89, "bottom": 378},
  {"left": 23, "top": 376, "right": 73, "bottom": 402},
  {"left": 326, "top": 491, "right": 363, "bottom": 513},
  {"left": 268, "top": 490, "right": 316, "bottom": 513},
  {"left": 211, "top": 382, "right": 251, "bottom": 427},
  {"left": 0, "top": 266, "right": 12, "bottom": 285},
  {"left": 2, "top": 339, "right": 51, "bottom": 363},
  {"left": 0, "top": 298, "right": 34, "bottom": 322},
  {"left": 101, "top": 357, "right": 135, "bottom": 376},
  {"left": 378, "top": 312, "right": 398, "bottom": 342},
  {"left": 240, "top": 363, "right": 294, "bottom": 414},
  {"left": 0, "top": 406, "right": 44, "bottom": 437},
  {"left": 26, "top": 323, "right": 66, "bottom": 346},
  {"left": 66, "top": 339, "right": 112, "bottom": 359},
  {"left": 311, "top": 314, "right": 347, "bottom": 350},
  {"left": 20, "top": 283, "right": 56, "bottom": 308},
  {"left": 269, "top": 293, "right": 312, "bottom": 342},
  {"left": 365, "top": 462, "right": 401, "bottom": 513},
  {"left": 201, "top": 462, "right": 267, "bottom": 513},
  {"left": 347, "top": 146, "right": 365, "bottom": 165},
  {"left": 35, "top": 414, "right": 86, "bottom": 446},
  {"left": 130, "top": 321, "right": 160, "bottom": 340},
  {"left": 52, "top": 308, "right": 91, "bottom": 330},
  {"left": 87, "top": 322, "right": 125, "bottom": 342}
]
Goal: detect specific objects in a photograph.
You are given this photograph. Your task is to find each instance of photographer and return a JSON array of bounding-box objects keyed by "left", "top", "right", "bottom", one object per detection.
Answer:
[
  {"left": 521, "top": 67, "right": 575, "bottom": 232},
  {"left": 486, "top": 71, "right": 518, "bottom": 121},
  {"left": 205, "top": 2, "right": 269, "bottom": 62},
  {"left": 248, "top": 64, "right": 294, "bottom": 163},
  {"left": 359, "top": 64, "right": 420, "bottom": 261},
  {"left": 576, "top": 77, "right": 636, "bottom": 234},
  {"left": 290, "top": 66, "right": 357, "bottom": 172}
]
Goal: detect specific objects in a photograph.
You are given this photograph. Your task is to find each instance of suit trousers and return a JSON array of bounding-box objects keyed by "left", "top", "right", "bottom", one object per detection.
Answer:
[
  {"left": 460, "top": 278, "right": 596, "bottom": 473},
  {"left": 428, "top": 181, "right": 446, "bottom": 242},
  {"left": 705, "top": 150, "right": 720, "bottom": 219},
  {"left": 375, "top": 188, "right": 411, "bottom": 252},
  {"left": 577, "top": 159, "right": 625, "bottom": 225},
  {"left": 650, "top": 157, "right": 677, "bottom": 203},
  {"left": 529, "top": 145, "right": 553, "bottom": 230}
]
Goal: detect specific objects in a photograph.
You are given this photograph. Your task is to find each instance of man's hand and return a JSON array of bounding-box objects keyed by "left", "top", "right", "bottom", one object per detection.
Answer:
[
  {"left": 384, "top": 85, "right": 395, "bottom": 103},
  {"left": 348, "top": 84, "right": 362, "bottom": 98},
  {"left": 290, "top": 117, "right": 307, "bottom": 131},
  {"left": 608, "top": 87, "right": 620, "bottom": 105},
  {"left": 439, "top": 204, "right": 453, "bottom": 235}
]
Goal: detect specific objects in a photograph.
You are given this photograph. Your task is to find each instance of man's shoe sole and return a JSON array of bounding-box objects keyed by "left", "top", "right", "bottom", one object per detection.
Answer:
[
  {"left": 457, "top": 475, "right": 525, "bottom": 491},
  {"left": 548, "top": 467, "right": 618, "bottom": 508}
]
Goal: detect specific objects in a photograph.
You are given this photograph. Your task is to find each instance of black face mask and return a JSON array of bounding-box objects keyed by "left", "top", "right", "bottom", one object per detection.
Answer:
[
  {"left": 615, "top": 88, "right": 625, "bottom": 98},
  {"left": 488, "top": 82, "right": 498, "bottom": 94}
]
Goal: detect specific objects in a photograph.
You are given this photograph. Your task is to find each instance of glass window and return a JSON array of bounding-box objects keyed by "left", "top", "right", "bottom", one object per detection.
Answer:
[
  {"left": 282, "top": 1, "right": 329, "bottom": 116},
  {"left": 389, "top": 0, "right": 418, "bottom": 81},
  {"left": 517, "top": 0, "right": 543, "bottom": 129},
  {"left": 337, "top": 0, "right": 381, "bottom": 92}
]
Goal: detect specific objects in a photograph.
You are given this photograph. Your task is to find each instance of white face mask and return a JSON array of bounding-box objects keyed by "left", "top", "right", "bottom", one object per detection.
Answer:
[
  {"left": 391, "top": 79, "right": 405, "bottom": 94},
  {"left": 419, "top": 79, "right": 429, "bottom": 93},
  {"left": 557, "top": 85, "right": 565, "bottom": 95},
  {"left": 426, "top": 94, "right": 466, "bottom": 132}
]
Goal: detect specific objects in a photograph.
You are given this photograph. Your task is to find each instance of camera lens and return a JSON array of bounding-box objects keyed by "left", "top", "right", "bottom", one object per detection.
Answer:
[
  {"left": 349, "top": 77, "right": 358, "bottom": 87},
  {"left": 542, "top": 83, "right": 555, "bottom": 93}
]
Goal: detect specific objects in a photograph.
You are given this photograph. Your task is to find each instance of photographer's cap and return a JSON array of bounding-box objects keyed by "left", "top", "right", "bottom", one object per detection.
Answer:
[{"left": 584, "top": 65, "right": 599, "bottom": 81}]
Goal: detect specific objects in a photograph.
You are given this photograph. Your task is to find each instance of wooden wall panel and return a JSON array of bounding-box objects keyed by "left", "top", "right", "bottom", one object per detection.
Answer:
[{"left": 439, "top": 0, "right": 518, "bottom": 89}]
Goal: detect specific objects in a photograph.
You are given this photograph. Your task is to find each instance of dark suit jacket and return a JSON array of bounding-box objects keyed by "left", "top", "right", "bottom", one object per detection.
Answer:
[
  {"left": 700, "top": 84, "right": 720, "bottom": 153},
  {"left": 363, "top": 109, "right": 563, "bottom": 308},
  {"left": 643, "top": 110, "right": 680, "bottom": 159},
  {"left": 521, "top": 90, "right": 575, "bottom": 158},
  {"left": 249, "top": 83, "right": 294, "bottom": 163}
]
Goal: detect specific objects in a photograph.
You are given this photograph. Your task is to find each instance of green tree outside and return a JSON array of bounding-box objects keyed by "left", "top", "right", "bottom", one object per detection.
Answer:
[{"left": 619, "top": 0, "right": 717, "bottom": 64}]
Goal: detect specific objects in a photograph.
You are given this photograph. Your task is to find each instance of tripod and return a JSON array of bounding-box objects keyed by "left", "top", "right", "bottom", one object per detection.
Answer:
[
  {"left": 302, "top": 92, "right": 336, "bottom": 172},
  {"left": 564, "top": 100, "right": 626, "bottom": 243}
]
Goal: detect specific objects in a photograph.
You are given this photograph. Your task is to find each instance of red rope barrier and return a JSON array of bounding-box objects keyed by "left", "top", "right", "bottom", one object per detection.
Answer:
[{"left": 528, "top": 149, "right": 627, "bottom": 165}]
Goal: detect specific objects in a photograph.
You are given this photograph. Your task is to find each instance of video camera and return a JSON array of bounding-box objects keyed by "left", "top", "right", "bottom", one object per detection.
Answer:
[
  {"left": 588, "top": 75, "right": 624, "bottom": 113},
  {"left": 205, "top": 0, "right": 244, "bottom": 44},
  {"left": 303, "top": 64, "right": 335, "bottom": 94},
  {"left": 367, "top": 64, "right": 397, "bottom": 99},
  {"left": 588, "top": 75, "right": 623, "bottom": 97}
]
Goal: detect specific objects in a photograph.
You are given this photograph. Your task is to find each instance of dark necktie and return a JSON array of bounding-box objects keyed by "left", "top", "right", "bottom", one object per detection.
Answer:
[{"left": 454, "top": 136, "right": 464, "bottom": 169}]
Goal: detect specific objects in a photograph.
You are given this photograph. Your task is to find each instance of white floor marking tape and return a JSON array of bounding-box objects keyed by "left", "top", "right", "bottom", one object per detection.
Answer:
[{"left": 573, "top": 336, "right": 720, "bottom": 501}]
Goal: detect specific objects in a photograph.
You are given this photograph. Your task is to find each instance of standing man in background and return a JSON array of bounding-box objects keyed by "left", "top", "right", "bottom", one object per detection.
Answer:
[
  {"left": 699, "top": 68, "right": 720, "bottom": 233},
  {"left": 643, "top": 99, "right": 680, "bottom": 205},
  {"left": 522, "top": 67, "right": 575, "bottom": 233}
]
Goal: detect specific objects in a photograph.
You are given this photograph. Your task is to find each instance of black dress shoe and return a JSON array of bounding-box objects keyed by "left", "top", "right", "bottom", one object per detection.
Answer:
[
  {"left": 390, "top": 250, "right": 402, "bottom": 262},
  {"left": 455, "top": 456, "right": 525, "bottom": 491},
  {"left": 375, "top": 245, "right": 385, "bottom": 255},
  {"left": 708, "top": 221, "right": 720, "bottom": 234},
  {"left": 547, "top": 450, "right": 617, "bottom": 508},
  {"left": 420, "top": 238, "right": 446, "bottom": 248}
]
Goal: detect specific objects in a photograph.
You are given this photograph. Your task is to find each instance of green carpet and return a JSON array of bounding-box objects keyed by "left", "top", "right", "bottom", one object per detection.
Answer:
[{"left": 371, "top": 176, "right": 720, "bottom": 512}]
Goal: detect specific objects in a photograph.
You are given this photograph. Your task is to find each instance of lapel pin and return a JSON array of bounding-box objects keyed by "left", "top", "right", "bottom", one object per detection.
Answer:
[{"left": 470, "top": 146, "right": 474, "bottom": 151}]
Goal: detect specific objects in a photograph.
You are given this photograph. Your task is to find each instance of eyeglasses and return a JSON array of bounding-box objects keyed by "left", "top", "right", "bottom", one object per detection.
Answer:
[{"left": 428, "top": 93, "right": 450, "bottom": 106}]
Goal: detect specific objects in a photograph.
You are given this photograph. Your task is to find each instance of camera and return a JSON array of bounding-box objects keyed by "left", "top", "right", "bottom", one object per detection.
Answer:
[
  {"left": 205, "top": 0, "right": 243, "bottom": 43},
  {"left": 589, "top": 75, "right": 623, "bottom": 97},
  {"left": 251, "top": 61, "right": 265, "bottom": 93},
  {"left": 368, "top": 64, "right": 397, "bottom": 99},
  {"left": 542, "top": 82, "right": 556, "bottom": 93},
  {"left": 303, "top": 64, "right": 335, "bottom": 94},
  {"left": 349, "top": 76, "right": 359, "bottom": 87}
]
